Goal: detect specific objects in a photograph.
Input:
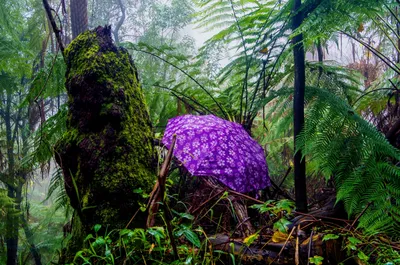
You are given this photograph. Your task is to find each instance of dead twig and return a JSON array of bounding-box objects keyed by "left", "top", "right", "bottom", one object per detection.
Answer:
[
  {"left": 307, "top": 229, "right": 314, "bottom": 265},
  {"left": 146, "top": 135, "right": 176, "bottom": 227},
  {"left": 296, "top": 225, "right": 300, "bottom": 265},
  {"left": 349, "top": 202, "right": 372, "bottom": 230},
  {"left": 292, "top": 211, "right": 351, "bottom": 224},
  {"left": 272, "top": 167, "right": 292, "bottom": 199},
  {"left": 42, "top": 0, "right": 65, "bottom": 57},
  {"left": 228, "top": 189, "right": 265, "bottom": 204},
  {"left": 190, "top": 188, "right": 227, "bottom": 215},
  {"left": 125, "top": 208, "right": 140, "bottom": 229},
  {"left": 272, "top": 226, "right": 296, "bottom": 264},
  {"left": 146, "top": 135, "right": 178, "bottom": 260}
]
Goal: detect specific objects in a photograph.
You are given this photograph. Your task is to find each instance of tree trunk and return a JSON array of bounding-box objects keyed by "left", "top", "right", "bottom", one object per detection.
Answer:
[
  {"left": 317, "top": 39, "right": 324, "bottom": 81},
  {"left": 70, "top": 0, "right": 88, "bottom": 39},
  {"left": 396, "top": 7, "right": 400, "bottom": 64},
  {"left": 21, "top": 215, "right": 42, "bottom": 265},
  {"left": 5, "top": 195, "right": 18, "bottom": 265},
  {"left": 113, "top": 0, "right": 126, "bottom": 44},
  {"left": 292, "top": 0, "right": 308, "bottom": 213},
  {"left": 5, "top": 93, "right": 18, "bottom": 265},
  {"left": 55, "top": 26, "right": 156, "bottom": 263}
]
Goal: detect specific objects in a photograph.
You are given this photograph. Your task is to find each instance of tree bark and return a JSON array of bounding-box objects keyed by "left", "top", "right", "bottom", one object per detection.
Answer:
[
  {"left": 70, "top": 0, "right": 88, "bottom": 39},
  {"left": 292, "top": 0, "right": 308, "bottom": 213},
  {"left": 55, "top": 26, "right": 156, "bottom": 263}
]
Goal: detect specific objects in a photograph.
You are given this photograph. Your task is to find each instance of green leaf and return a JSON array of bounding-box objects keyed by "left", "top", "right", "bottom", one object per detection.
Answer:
[
  {"left": 93, "top": 237, "right": 106, "bottom": 248},
  {"left": 133, "top": 188, "right": 143, "bottom": 194},
  {"left": 84, "top": 234, "right": 94, "bottom": 241},
  {"left": 243, "top": 232, "right": 259, "bottom": 246},
  {"left": 309, "top": 255, "right": 324, "bottom": 265},
  {"left": 275, "top": 200, "right": 295, "bottom": 214},
  {"left": 94, "top": 224, "right": 101, "bottom": 233},
  {"left": 273, "top": 218, "right": 292, "bottom": 233},
  {"left": 348, "top": 237, "right": 362, "bottom": 245},
  {"left": 179, "top": 213, "right": 195, "bottom": 220},
  {"left": 105, "top": 249, "right": 112, "bottom": 258},
  {"left": 184, "top": 256, "right": 193, "bottom": 264},
  {"left": 357, "top": 251, "right": 369, "bottom": 261},
  {"left": 183, "top": 229, "right": 201, "bottom": 248},
  {"left": 148, "top": 227, "right": 165, "bottom": 246},
  {"left": 322, "top": 234, "right": 339, "bottom": 241},
  {"left": 346, "top": 237, "right": 362, "bottom": 251},
  {"left": 120, "top": 229, "right": 132, "bottom": 236},
  {"left": 147, "top": 227, "right": 165, "bottom": 238}
]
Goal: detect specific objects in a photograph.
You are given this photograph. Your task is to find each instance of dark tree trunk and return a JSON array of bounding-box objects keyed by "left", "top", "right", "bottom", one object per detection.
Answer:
[
  {"left": 55, "top": 26, "right": 156, "bottom": 263},
  {"left": 292, "top": 0, "right": 308, "bottom": 213},
  {"left": 317, "top": 39, "right": 324, "bottom": 81},
  {"left": 70, "top": 0, "right": 88, "bottom": 39},
  {"left": 396, "top": 7, "right": 400, "bottom": 64},
  {"left": 386, "top": 117, "right": 400, "bottom": 147},
  {"left": 5, "top": 93, "right": 18, "bottom": 265},
  {"left": 5, "top": 201, "right": 18, "bottom": 265}
]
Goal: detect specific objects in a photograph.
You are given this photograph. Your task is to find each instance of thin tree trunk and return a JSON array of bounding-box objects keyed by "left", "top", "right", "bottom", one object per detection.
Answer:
[
  {"left": 292, "top": 0, "right": 308, "bottom": 213},
  {"left": 20, "top": 128, "right": 42, "bottom": 265},
  {"left": 396, "top": 7, "right": 400, "bottom": 64},
  {"left": 317, "top": 39, "right": 324, "bottom": 82},
  {"left": 5, "top": 193, "right": 18, "bottom": 265},
  {"left": 113, "top": 0, "right": 126, "bottom": 44},
  {"left": 70, "top": 0, "right": 88, "bottom": 39},
  {"left": 5, "top": 93, "right": 18, "bottom": 265},
  {"left": 21, "top": 215, "right": 42, "bottom": 265}
]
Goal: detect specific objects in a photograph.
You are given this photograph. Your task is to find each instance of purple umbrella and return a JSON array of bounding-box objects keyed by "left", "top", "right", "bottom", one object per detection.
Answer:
[{"left": 162, "top": 114, "right": 271, "bottom": 193}]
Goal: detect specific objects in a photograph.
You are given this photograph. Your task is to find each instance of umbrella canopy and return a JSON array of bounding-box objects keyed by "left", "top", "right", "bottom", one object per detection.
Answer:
[{"left": 162, "top": 115, "right": 271, "bottom": 193}]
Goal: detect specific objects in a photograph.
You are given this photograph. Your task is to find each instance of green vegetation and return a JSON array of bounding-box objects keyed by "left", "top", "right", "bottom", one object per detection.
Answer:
[{"left": 0, "top": 0, "right": 400, "bottom": 264}]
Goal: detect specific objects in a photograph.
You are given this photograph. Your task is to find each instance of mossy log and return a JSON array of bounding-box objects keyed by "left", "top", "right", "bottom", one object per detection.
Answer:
[{"left": 55, "top": 26, "right": 156, "bottom": 262}]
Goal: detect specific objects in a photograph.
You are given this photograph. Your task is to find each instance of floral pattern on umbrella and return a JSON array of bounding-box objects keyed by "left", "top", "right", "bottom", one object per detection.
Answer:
[{"left": 162, "top": 115, "right": 271, "bottom": 193}]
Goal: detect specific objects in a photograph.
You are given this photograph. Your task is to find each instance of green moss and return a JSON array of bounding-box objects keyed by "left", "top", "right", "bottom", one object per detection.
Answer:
[
  {"left": 64, "top": 31, "right": 100, "bottom": 79},
  {"left": 59, "top": 213, "right": 85, "bottom": 264},
  {"left": 60, "top": 128, "right": 79, "bottom": 145}
]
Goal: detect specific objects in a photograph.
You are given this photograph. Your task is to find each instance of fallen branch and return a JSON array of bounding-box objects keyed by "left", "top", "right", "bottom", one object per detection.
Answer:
[
  {"left": 146, "top": 135, "right": 178, "bottom": 259},
  {"left": 146, "top": 135, "right": 176, "bottom": 227}
]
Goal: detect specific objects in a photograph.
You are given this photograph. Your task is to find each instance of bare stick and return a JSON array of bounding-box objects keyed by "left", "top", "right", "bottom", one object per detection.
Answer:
[
  {"left": 350, "top": 202, "right": 372, "bottom": 229},
  {"left": 190, "top": 188, "right": 227, "bottom": 215},
  {"left": 275, "top": 226, "right": 296, "bottom": 263},
  {"left": 146, "top": 135, "right": 179, "bottom": 259},
  {"left": 42, "top": 0, "right": 65, "bottom": 57},
  {"left": 146, "top": 135, "right": 177, "bottom": 227},
  {"left": 272, "top": 167, "right": 292, "bottom": 199},
  {"left": 306, "top": 229, "right": 314, "bottom": 265},
  {"left": 296, "top": 225, "right": 301, "bottom": 265}
]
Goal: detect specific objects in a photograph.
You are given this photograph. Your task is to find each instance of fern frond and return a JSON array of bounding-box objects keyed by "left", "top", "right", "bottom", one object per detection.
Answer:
[{"left": 297, "top": 86, "right": 400, "bottom": 235}]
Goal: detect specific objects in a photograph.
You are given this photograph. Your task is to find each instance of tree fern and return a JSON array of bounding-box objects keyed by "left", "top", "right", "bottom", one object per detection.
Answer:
[
  {"left": 194, "top": 0, "right": 292, "bottom": 124},
  {"left": 297, "top": 86, "right": 400, "bottom": 235}
]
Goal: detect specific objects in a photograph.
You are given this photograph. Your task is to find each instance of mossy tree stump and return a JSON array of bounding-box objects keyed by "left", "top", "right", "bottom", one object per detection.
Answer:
[{"left": 55, "top": 26, "right": 156, "bottom": 261}]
